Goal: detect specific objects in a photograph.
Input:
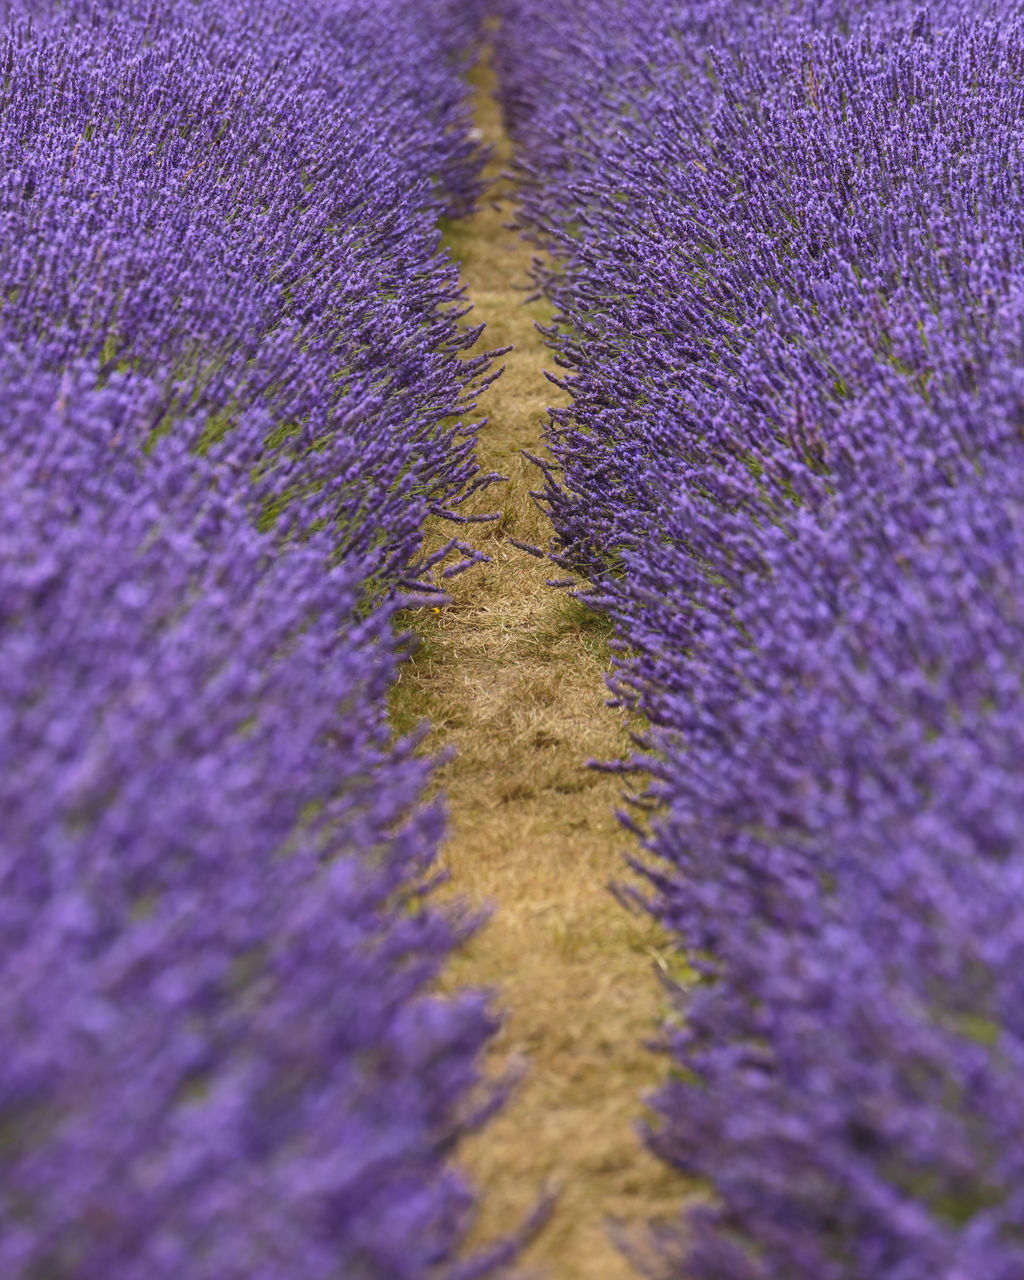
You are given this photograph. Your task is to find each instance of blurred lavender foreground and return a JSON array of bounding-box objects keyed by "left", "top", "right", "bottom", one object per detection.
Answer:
[
  {"left": 0, "top": 0, "right": 516, "bottom": 1276},
  {"left": 491, "top": 0, "right": 1024, "bottom": 1276}
]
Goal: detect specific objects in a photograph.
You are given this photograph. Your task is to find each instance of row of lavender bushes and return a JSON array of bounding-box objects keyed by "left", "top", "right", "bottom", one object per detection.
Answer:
[
  {"left": 491, "top": 1, "right": 1024, "bottom": 1276},
  {"left": 0, "top": 1, "right": 521, "bottom": 1276}
]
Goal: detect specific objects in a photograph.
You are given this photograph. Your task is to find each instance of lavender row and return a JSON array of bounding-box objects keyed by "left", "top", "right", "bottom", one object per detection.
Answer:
[
  {"left": 0, "top": 1, "right": 515, "bottom": 1275},
  {"left": 1, "top": 0, "right": 501, "bottom": 590},
  {"left": 491, "top": 2, "right": 1024, "bottom": 1276}
]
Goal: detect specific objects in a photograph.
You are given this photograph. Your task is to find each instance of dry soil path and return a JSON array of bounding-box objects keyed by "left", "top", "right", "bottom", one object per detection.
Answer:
[{"left": 390, "top": 57, "right": 682, "bottom": 1280}]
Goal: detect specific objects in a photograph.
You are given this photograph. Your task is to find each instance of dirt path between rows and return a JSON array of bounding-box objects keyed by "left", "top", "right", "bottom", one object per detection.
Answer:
[{"left": 390, "top": 55, "right": 683, "bottom": 1280}]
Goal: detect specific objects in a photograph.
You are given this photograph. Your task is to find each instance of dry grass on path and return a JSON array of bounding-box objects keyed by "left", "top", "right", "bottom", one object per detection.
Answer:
[{"left": 389, "top": 56, "right": 687, "bottom": 1280}]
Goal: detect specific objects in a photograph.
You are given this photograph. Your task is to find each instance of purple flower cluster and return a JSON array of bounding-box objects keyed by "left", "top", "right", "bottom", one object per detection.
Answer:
[
  {"left": 0, "top": 0, "right": 501, "bottom": 589},
  {"left": 0, "top": 1, "right": 514, "bottom": 1275},
  {"left": 491, "top": 2, "right": 1024, "bottom": 1276}
]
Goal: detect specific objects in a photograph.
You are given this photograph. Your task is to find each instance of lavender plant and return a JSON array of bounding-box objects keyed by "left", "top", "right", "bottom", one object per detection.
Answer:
[
  {"left": 0, "top": 361, "right": 505, "bottom": 1279},
  {"left": 490, "top": 0, "right": 1024, "bottom": 1274},
  {"left": 0, "top": 0, "right": 500, "bottom": 590},
  {"left": 0, "top": 0, "right": 514, "bottom": 1273}
]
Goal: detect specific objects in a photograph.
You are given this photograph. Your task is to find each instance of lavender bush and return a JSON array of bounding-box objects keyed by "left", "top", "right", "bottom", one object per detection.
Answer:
[
  {"left": 0, "top": 1, "right": 514, "bottom": 1274},
  {"left": 0, "top": 361, "right": 502, "bottom": 1279},
  {"left": 491, "top": 1, "right": 1024, "bottom": 1275},
  {"left": 0, "top": 0, "right": 502, "bottom": 590}
]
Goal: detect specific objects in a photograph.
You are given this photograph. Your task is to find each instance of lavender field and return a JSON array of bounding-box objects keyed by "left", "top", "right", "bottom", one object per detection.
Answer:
[{"left": 4, "top": 0, "right": 1024, "bottom": 1277}]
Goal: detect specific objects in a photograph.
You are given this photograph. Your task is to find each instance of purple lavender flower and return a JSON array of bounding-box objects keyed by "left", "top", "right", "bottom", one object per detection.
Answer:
[
  {"left": 491, "top": 1, "right": 1024, "bottom": 1274},
  {"left": 0, "top": 1, "right": 516, "bottom": 1274}
]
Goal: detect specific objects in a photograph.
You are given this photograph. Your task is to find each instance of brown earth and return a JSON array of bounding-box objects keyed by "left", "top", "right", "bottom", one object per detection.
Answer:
[{"left": 389, "top": 55, "right": 689, "bottom": 1280}]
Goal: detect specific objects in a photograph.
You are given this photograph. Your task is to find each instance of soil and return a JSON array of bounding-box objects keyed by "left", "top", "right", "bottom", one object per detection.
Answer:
[{"left": 389, "top": 53, "right": 690, "bottom": 1280}]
